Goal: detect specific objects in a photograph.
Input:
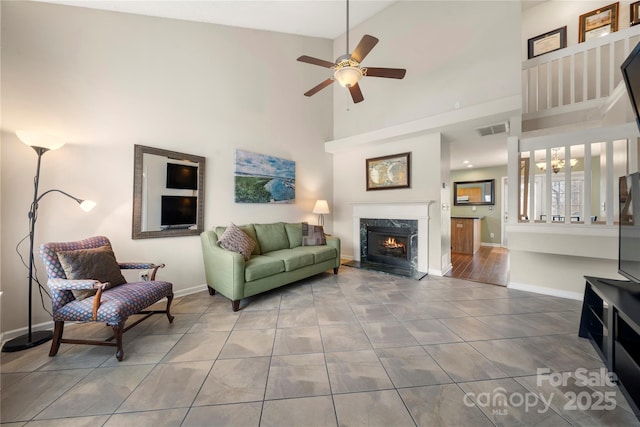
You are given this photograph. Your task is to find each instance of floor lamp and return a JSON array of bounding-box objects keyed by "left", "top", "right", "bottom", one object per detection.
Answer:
[{"left": 1, "top": 131, "right": 96, "bottom": 353}]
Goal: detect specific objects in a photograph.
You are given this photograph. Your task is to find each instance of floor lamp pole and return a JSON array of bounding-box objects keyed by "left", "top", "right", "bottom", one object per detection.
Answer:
[{"left": 2, "top": 146, "right": 53, "bottom": 352}]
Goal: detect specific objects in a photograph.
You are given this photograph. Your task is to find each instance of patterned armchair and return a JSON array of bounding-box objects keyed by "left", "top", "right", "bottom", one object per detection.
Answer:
[{"left": 39, "top": 236, "right": 174, "bottom": 361}]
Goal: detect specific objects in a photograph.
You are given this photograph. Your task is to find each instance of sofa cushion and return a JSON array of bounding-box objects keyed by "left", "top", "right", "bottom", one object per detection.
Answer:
[
  {"left": 302, "top": 223, "right": 326, "bottom": 246},
  {"left": 254, "top": 222, "right": 289, "bottom": 253},
  {"left": 263, "top": 248, "right": 314, "bottom": 272},
  {"left": 215, "top": 224, "right": 261, "bottom": 255},
  {"left": 217, "top": 223, "right": 256, "bottom": 261},
  {"left": 284, "top": 223, "right": 303, "bottom": 248},
  {"left": 295, "top": 245, "right": 337, "bottom": 264},
  {"left": 245, "top": 255, "right": 285, "bottom": 282}
]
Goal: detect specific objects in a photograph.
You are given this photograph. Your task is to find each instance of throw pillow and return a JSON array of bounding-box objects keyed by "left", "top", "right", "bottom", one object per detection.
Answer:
[
  {"left": 215, "top": 224, "right": 261, "bottom": 255},
  {"left": 56, "top": 245, "right": 127, "bottom": 300},
  {"left": 302, "top": 222, "right": 326, "bottom": 246},
  {"left": 218, "top": 222, "right": 256, "bottom": 261}
]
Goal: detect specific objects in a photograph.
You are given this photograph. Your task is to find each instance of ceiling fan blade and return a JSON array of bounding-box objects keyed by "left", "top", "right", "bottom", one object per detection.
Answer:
[
  {"left": 304, "top": 78, "right": 335, "bottom": 97},
  {"left": 351, "top": 35, "right": 379, "bottom": 63},
  {"left": 366, "top": 67, "right": 407, "bottom": 79},
  {"left": 348, "top": 83, "right": 364, "bottom": 104},
  {"left": 297, "top": 55, "right": 335, "bottom": 68}
]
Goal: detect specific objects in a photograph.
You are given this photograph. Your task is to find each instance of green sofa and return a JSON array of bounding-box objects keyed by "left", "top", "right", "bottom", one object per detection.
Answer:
[{"left": 200, "top": 222, "right": 341, "bottom": 311}]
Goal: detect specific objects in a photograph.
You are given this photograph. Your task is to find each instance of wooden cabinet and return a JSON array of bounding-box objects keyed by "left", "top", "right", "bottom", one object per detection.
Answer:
[{"left": 451, "top": 217, "right": 481, "bottom": 254}]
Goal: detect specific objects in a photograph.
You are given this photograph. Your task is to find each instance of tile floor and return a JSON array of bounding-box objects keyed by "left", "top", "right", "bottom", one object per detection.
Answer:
[{"left": 1, "top": 267, "right": 639, "bottom": 426}]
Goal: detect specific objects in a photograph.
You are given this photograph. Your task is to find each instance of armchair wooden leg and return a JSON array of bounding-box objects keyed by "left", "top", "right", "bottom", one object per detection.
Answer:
[
  {"left": 333, "top": 267, "right": 339, "bottom": 274},
  {"left": 112, "top": 320, "right": 126, "bottom": 361},
  {"left": 232, "top": 300, "right": 240, "bottom": 312},
  {"left": 166, "top": 293, "right": 175, "bottom": 323},
  {"left": 208, "top": 287, "right": 216, "bottom": 296},
  {"left": 49, "top": 321, "right": 64, "bottom": 357}
]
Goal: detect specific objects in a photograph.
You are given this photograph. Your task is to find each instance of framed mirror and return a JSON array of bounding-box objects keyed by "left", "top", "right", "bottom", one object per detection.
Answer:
[
  {"left": 132, "top": 145, "right": 206, "bottom": 239},
  {"left": 453, "top": 179, "right": 495, "bottom": 206}
]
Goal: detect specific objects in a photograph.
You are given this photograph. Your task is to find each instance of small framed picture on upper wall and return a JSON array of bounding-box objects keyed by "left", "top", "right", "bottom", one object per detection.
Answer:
[
  {"left": 578, "top": 2, "right": 619, "bottom": 42},
  {"left": 631, "top": 1, "right": 640, "bottom": 26},
  {"left": 527, "top": 26, "right": 567, "bottom": 59}
]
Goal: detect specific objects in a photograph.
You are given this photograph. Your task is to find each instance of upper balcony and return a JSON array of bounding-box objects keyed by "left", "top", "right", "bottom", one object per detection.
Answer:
[
  {"left": 515, "top": 27, "right": 640, "bottom": 230},
  {"left": 522, "top": 25, "right": 640, "bottom": 134}
]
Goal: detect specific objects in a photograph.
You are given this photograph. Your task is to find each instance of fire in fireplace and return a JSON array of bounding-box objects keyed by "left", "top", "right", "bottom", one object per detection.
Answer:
[
  {"left": 366, "top": 225, "right": 415, "bottom": 269},
  {"left": 380, "top": 236, "right": 407, "bottom": 256}
]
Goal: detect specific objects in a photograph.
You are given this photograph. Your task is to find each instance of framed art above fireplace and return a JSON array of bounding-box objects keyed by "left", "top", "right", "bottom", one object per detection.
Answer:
[{"left": 366, "top": 152, "right": 411, "bottom": 191}]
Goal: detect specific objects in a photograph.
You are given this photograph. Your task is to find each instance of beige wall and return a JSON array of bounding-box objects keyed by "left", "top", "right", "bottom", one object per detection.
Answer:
[
  {"left": 508, "top": 226, "right": 622, "bottom": 299},
  {"left": 0, "top": 2, "right": 333, "bottom": 334},
  {"left": 510, "top": 251, "right": 619, "bottom": 298}
]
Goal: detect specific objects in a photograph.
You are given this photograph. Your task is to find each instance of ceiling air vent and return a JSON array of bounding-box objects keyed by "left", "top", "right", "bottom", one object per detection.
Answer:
[{"left": 475, "top": 121, "right": 510, "bottom": 137}]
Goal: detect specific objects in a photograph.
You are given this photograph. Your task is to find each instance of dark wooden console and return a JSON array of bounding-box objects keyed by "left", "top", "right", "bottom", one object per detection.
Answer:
[{"left": 579, "top": 276, "right": 640, "bottom": 418}]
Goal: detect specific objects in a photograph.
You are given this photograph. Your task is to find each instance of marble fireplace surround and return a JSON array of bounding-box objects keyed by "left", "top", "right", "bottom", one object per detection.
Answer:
[{"left": 352, "top": 202, "right": 433, "bottom": 273}]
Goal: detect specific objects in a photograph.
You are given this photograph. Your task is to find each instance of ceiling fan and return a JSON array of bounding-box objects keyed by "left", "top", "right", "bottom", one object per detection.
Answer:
[{"left": 297, "top": 0, "right": 406, "bottom": 104}]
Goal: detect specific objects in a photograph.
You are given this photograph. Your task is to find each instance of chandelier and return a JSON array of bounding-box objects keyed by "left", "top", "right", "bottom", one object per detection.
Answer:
[{"left": 536, "top": 148, "right": 578, "bottom": 174}]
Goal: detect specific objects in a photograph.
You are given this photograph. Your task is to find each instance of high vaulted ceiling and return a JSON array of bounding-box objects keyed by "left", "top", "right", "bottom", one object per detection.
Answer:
[
  {"left": 35, "top": 0, "right": 525, "bottom": 170},
  {"left": 37, "top": 0, "right": 398, "bottom": 39}
]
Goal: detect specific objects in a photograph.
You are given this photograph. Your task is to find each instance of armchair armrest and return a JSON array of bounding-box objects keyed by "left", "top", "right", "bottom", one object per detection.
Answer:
[
  {"left": 118, "top": 262, "right": 166, "bottom": 280},
  {"left": 48, "top": 278, "right": 107, "bottom": 320},
  {"left": 48, "top": 278, "right": 100, "bottom": 291}
]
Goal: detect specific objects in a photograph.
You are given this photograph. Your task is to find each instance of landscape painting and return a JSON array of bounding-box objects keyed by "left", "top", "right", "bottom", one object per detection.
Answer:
[{"left": 234, "top": 149, "right": 295, "bottom": 203}]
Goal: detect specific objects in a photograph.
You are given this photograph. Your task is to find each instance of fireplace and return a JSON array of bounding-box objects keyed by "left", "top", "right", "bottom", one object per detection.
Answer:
[
  {"left": 359, "top": 218, "right": 419, "bottom": 273},
  {"left": 366, "top": 226, "right": 414, "bottom": 269},
  {"left": 350, "top": 202, "right": 433, "bottom": 278}
]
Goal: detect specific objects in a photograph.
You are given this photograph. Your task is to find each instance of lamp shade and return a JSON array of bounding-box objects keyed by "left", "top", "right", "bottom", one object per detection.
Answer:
[
  {"left": 80, "top": 200, "right": 96, "bottom": 212},
  {"left": 16, "top": 131, "right": 65, "bottom": 151},
  {"left": 334, "top": 67, "right": 362, "bottom": 87},
  {"left": 313, "top": 199, "right": 330, "bottom": 214}
]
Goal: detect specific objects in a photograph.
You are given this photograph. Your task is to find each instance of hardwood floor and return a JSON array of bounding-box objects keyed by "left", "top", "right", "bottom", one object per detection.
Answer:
[{"left": 446, "top": 246, "right": 509, "bottom": 286}]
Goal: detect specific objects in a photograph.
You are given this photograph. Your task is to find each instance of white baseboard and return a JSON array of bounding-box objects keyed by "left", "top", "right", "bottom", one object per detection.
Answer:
[
  {"left": 174, "top": 284, "right": 208, "bottom": 298},
  {"left": 481, "top": 242, "right": 502, "bottom": 247},
  {"left": 430, "top": 263, "right": 452, "bottom": 277},
  {"left": 508, "top": 281, "right": 584, "bottom": 301}
]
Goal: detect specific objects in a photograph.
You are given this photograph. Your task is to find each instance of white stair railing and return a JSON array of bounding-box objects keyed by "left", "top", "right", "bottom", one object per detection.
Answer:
[{"left": 523, "top": 26, "right": 640, "bottom": 115}]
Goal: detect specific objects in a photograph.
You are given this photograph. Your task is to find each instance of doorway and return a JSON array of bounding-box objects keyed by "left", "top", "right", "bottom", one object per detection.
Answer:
[{"left": 445, "top": 175, "right": 510, "bottom": 286}]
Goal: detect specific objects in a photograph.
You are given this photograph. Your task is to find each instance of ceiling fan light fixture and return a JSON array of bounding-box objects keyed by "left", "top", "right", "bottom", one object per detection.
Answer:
[
  {"left": 334, "top": 66, "right": 362, "bottom": 88},
  {"left": 297, "top": 1, "right": 404, "bottom": 102}
]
